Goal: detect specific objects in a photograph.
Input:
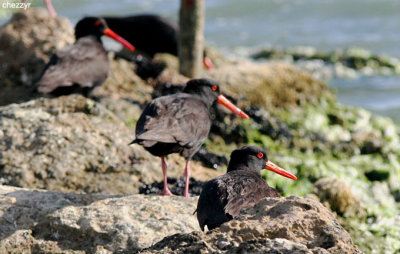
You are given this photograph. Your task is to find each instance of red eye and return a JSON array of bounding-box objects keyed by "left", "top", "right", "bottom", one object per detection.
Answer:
[
  {"left": 211, "top": 85, "right": 218, "bottom": 91},
  {"left": 94, "top": 20, "right": 101, "bottom": 26},
  {"left": 257, "top": 152, "right": 264, "bottom": 159}
]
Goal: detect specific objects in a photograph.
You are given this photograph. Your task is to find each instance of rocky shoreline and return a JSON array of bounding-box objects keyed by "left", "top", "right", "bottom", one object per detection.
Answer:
[
  {"left": 0, "top": 8, "right": 399, "bottom": 253},
  {"left": 251, "top": 45, "right": 400, "bottom": 81},
  {"left": 0, "top": 185, "right": 361, "bottom": 253}
]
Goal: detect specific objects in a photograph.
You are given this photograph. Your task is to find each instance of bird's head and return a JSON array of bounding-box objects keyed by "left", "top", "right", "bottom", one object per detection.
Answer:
[
  {"left": 75, "top": 17, "right": 135, "bottom": 51},
  {"left": 227, "top": 145, "right": 297, "bottom": 180},
  {"left": 183, "top": 78, "right": 249, "bottom": 119}
]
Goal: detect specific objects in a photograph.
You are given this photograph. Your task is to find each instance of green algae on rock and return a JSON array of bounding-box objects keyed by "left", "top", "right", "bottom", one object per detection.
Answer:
[
  {"left": 252, "top": 46, "right": 400, "bottom": 79},
  {"left": 205, "top": 61, "right": 333, "bottom": 111},
  {"left": 198, "top": 66, "right": 400, "bottom": 253}
]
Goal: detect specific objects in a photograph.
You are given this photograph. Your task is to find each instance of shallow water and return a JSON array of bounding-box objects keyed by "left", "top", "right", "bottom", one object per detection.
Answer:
[
  {"left": 1, "top": 0, "right": 399, "bottom": 120},
  {"left": 331, "top": 76, "right": 400, "bottom": 121}
]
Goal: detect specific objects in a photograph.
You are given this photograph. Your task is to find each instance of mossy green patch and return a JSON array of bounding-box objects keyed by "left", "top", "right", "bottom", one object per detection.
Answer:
[{"left": 205, "top": 95, "right": 400, "bottom": 253}]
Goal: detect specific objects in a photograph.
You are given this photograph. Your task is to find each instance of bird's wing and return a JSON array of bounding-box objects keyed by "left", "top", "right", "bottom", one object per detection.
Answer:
[
  {"left": 223, "top": 171, "right": 280, "bottom": 217},
  {"left": 135, "top": 95, "right": 211, "bottom": 146},
  {"left": 36, "top": 37, "right": 109, "bottom": 93},
  {"left": 196, "top": 177, "right": 231, "bottom": 231}
]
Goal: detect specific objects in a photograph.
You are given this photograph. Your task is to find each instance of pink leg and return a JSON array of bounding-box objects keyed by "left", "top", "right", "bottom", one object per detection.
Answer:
[
  {"left": 184, "top": 161, "right": 191, "bottom": 198},
  {"left": 159, "top": 156, "right": 173, "bottom": 196},
  {"left": 44, "top": 0, "right": 57, "bottom": 17}
]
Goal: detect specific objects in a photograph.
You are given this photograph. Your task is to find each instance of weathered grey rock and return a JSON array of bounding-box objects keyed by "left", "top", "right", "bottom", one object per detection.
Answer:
[
  {"left": 0, "top": 95, "right": 153, "bottom": 194},
  {"left": 144, "top": 196, "right": 362, "bottom": 253},
  {"left": 94, "top": 53, "right": 153, "bottom": 105},
  {"left": 145, "top": 232, "right": 331, "bottom": 254},
  {"left": 232, "top": 238, "right": 329, "bottom": 254},
  {"left": 0, "top": 95, "right": 220, "bottom": 194},
  {"left": 0, "top": 185, "right": 199, "bottom": 253},
  {"left": 313, "top": 178, "right": 366, "bottom": 218},
  {"left": 0, "top": 187, "right": 361, "bottom": 254},
  {"left": 0, "top": 8, "right": 74, "bottom": 105}
]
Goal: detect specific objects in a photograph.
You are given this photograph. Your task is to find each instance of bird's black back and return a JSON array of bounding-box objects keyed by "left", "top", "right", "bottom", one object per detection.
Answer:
[
  {"left": 133, "top": 93, "right": 211, "bottom": 159},
  {"left": 36, "top": 36, "right": 109, "bottom": 95},
  {"left": 104, "top": 14, "right": 178, "bottom": 57},
  {"left": 196, "top": 169, "right": 280, "bottom": 231}
]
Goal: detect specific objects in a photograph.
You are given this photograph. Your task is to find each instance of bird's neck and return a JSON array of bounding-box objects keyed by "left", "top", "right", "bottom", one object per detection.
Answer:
[
  {"left": 75, "top": 34, "right": 102, "bottom": 43},
  {"left": 187, "top": 92, "right": 214, "bottom": 109},
  {"left": 227, "top": 162, "right": 261, "bottom": 174}
]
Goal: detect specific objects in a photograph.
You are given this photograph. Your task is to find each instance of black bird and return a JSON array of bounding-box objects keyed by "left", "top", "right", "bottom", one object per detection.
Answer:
[
  {"left": 36, "top": 17, "right": 135, "bottom": 96},
  {"left": 196, "top": 145, "right": 297, "bottom": 231},
  {"left": 130, "top": 78, "right": 249, "bottom": 197},
  {"left": 103, "top": 14, "right": 214, "bottom": 69}
]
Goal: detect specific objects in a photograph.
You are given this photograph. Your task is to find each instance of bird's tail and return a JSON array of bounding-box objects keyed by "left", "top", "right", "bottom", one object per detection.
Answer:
[{"left": 128, "top": 139, "right": 138, "bottom": 145}]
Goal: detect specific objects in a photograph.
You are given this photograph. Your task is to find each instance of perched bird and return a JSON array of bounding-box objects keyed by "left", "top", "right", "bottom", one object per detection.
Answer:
[
  {"left": 196, "top": 145, "right": 297, "bottom": 231},
  {"left": 36, "top": 17, "right": 135, "bottom": 96},
  {"left": 130, "top": 78, "right": 249, "bottom": 197},
  {"left": 103, "top": 14, "right": 214, "bottom": 69}
]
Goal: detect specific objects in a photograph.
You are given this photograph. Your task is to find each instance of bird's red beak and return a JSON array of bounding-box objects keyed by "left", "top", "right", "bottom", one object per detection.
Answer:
[
  {"left": 217, "top": 94, "right": 249, "bottom": 119},
  {"left": 203, "top": 56, "right": 214, "bottom": 70},
  {"left": 103, "top": 28, "right": 135, "bottom": 51},
  {"left": 265, "top": 161, "right": 297, "bottom": 180}
]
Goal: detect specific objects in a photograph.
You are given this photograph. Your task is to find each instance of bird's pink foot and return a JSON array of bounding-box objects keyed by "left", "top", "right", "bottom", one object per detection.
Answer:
[{"left": 159, "top": 188, "right": 173, "bottom": 196}]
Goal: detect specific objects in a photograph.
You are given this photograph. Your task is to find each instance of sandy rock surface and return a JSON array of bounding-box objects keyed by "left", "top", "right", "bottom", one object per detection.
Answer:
[
  {"left": 0, "top": 95, "right": 220, "bottom": 195},
  {"left": 0, "top": 186, "right": 361, "bottom": 253},
  {"left": 144, "top": 196, "right": 362, "bottom": 253},
  {"left": 0, "top": 185, "right": 199, "bottom": 253}
]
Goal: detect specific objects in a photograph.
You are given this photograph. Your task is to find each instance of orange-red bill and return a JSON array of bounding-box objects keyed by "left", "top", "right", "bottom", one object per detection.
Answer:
[
  {"left": 203, "top": 56, "right": 214, "bottom": 70},
  {"left": 217, "top": 94, "right": 250, "bottom": 119},
  {"left": 103, "top": 28, "right": 135, "bottom": 51},
  {"left": 265, "top": 160, "right": 297, "bottom": 180}
]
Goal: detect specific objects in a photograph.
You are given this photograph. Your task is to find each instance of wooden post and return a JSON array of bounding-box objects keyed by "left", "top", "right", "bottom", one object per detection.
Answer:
[{"left": 178, "top": 0, "right": 205, "bottom": 78}]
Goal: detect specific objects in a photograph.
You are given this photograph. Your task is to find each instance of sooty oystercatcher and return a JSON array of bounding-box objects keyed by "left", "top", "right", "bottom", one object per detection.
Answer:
[
  {"left": 130, "top": 78, "right": 249, "bottom": 197},
  {"left": 36, "top": 17, "right": 135, "bottom": 96},
  {"left": 103, "top": 14, "right": 214, "bottom": 69},
  {"left": 196, "top": 145, "right": 297, "bottom": 231}
]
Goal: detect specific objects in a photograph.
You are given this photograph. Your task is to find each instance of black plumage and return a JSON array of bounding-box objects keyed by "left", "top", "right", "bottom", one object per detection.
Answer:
[
  {"left": 36, "top": 17, "right": 134, "bottom": 96},
  {"left": 134, "top": 92, "right": 211, "bottom": 158},
  {"left": 104, "top": 14, "right": 214, "bottom": 69},
  {"left": 196, "top": 145, "right": 297, "bottom": 231},
  {"left": 130, "top": 78, "right": 249, "bottom": 197},
  {"left": 105, "top": 14, "right": 178, "bottom": 57}
]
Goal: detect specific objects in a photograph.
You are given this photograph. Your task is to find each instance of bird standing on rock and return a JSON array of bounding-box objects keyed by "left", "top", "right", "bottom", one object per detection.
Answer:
[
  {"left": 130, "top": 78, "right": 249, "bottom": 198},
  {"left": 196, "top": 145, "right": 297, "bottom": 231},
  {"left": 36, "top": 17, "right": 135, "bottom": 96}
]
